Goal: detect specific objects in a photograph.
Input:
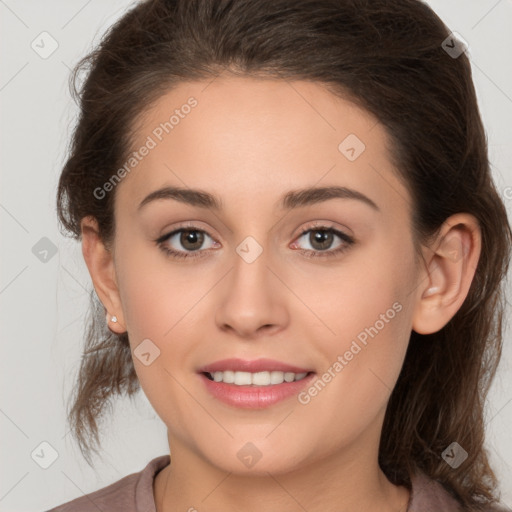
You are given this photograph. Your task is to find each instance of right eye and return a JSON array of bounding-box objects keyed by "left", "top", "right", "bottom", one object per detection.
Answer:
[{"left": 156, "top": 226, "right": 220, "bottom": 260}]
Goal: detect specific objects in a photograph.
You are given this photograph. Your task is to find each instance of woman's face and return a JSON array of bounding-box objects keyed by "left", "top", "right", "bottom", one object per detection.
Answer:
[{"left": 111, "top": 76, "right": 423, "bottom": 474}]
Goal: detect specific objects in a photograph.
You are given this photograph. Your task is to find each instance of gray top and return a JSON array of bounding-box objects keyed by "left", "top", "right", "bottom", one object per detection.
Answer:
[{"left": 46, "top": 455, "right": 511, "bottom": 512}]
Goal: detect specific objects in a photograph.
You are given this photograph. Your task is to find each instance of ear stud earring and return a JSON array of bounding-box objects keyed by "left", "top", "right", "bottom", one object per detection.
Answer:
[{"left": 105, "top": 312, "right": 126, "bottom": 335}]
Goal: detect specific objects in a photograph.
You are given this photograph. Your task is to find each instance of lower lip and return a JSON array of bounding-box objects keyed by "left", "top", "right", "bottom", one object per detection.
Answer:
[{"left": 199, "top": 373, "right": 316, "bottom": 409}]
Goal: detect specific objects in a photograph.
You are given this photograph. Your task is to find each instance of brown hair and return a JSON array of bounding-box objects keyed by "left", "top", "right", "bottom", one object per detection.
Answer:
[{"left": 56, "top": 0, "right": 512, "bottom": 509}]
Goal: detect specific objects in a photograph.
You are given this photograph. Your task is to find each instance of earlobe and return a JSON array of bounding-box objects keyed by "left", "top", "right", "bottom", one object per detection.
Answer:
[
  {"left": 412, "top": 214, "right": 481, "bottom": 335},
  {"left": 422, "top": 285, "right": 440, "bottom": 298},
  {"left": 80, "top": 216, "right": 127, "bottom": 333}
]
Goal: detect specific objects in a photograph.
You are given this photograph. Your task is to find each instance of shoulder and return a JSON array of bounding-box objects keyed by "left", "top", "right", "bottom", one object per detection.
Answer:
[
  {"left": 409, "top": 470, "right": 511, "bottom": 512},
  {"left": 45, "top": 455, "right": 171, "bottom": 512}
]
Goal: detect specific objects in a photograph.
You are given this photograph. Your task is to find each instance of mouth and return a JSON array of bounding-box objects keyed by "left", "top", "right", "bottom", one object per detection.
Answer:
[
  {"left": 197, "top": 358, "right": 316, "bottom": 408},
  {"left": 202, "top": 370, "right": 311, "bottom": 386}
]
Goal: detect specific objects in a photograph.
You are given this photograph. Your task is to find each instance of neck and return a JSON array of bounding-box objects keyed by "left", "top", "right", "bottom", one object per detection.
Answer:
[{"left": 154, "top": 432, "right": 410, "bottom": 512}]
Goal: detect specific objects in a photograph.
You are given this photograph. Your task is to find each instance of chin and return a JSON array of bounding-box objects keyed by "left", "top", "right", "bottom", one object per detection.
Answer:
[{"left": 198, "top": 439, "right": 315, "bottom": 476}]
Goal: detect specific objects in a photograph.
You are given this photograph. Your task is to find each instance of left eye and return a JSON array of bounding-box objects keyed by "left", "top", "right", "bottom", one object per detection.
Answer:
[{"left": 291, "top": 226, "right": 354, "bottom": 258}]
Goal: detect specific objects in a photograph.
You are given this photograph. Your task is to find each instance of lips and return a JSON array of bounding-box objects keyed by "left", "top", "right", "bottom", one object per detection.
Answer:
[{"left": 197, "top": 358, "right": 316, "bottom": 409}]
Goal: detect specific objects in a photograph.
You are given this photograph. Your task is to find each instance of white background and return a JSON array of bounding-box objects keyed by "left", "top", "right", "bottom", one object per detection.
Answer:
[{"left": 1, "top": 1, "right": 511, "bottom": 510}]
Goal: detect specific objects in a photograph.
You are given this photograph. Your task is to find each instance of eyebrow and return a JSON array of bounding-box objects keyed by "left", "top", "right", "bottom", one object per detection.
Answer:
[{"left": 137, "top": 185, "right": 380, "bottom": 212}]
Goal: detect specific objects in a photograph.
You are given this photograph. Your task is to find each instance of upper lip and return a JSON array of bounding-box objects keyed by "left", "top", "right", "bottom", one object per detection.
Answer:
[{"left": 199, "top": 358, "right": 313, "bottom": 374}]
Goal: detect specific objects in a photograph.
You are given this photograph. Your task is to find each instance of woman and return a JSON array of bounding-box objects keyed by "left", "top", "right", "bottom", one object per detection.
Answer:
[{"left": 48, "top": 0, "right": 512, "bottom": 510}]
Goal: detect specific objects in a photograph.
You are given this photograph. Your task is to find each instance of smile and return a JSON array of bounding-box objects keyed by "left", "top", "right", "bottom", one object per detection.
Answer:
[{"left": 204, "top": 370, "right": 309, "bottom": 386}]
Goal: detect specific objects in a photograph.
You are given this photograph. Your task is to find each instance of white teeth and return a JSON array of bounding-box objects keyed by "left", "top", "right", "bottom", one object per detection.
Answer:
[
  {"left": 252, "top": 371, "right": 270, "bottom": 386},
  {"left": 234, "top": 371, "right": 252, "bottom": 385},
  {"left": 284, "top": 372, "right": 295, "bottom": 382},
  {"left": 223, "top": 370, "right": 235, "bottom": 383},
  {"left": 207, "top": 370, "right": 308, "bottom": 386},
  {"left": 270, "top": 371, "right": 284, "bottom": 384}
]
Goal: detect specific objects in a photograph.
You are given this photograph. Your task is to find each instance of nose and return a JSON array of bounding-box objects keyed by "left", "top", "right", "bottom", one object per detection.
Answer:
[{"left": 214, "top": 246, "right": 289, "bottom": 340}]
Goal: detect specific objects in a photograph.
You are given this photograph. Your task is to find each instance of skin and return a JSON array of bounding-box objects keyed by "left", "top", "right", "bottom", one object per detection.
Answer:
[{"left": 81, "top": 75, "right": 481, "bottom": 512}]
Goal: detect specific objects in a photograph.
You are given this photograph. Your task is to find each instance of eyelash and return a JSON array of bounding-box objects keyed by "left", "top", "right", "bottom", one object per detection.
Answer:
[{"left": 155, "top": 223, "right": 355, "bottom": 260}]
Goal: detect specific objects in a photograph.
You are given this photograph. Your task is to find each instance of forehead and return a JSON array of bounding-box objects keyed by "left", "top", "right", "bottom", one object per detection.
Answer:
[
  {"left": 119, "top": 75, "right": 410, "bottom": 219},
  {"left": 130, "top": 75, "right": 382, "bottom": 157}
]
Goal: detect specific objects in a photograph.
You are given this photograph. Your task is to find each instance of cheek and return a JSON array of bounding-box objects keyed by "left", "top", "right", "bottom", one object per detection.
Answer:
[
  {"left": 115, "top": 237, "right": 200, "bottom": 339},
  {"left": 114, "top": 248, "right": 203, "bottom": 430},
  {"left": 303, "top": 246, "right": 415, "bottom": 418},
  {"left": 114, "top": 241, "right": 214, "bottom": 381},
  {"left": 292, "top": 310, "right": 410, "bottom": 455},
  {"left": 322, "top": 290, "right": 408, "bottom": 394}
]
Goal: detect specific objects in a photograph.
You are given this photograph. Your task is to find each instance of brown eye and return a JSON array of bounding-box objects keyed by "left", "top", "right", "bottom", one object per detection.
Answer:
[
  {"left": 307, "top": 230, "right": 335, "bottom": 251},
  {"left": 292, "top": 226, "right": 355, "bottom": 259},
  {"left": 179, "top": 229, "right": 205, "bottom": 251},
  {"left": 156, "top": 226, "right": 218, "bottom": 260}
]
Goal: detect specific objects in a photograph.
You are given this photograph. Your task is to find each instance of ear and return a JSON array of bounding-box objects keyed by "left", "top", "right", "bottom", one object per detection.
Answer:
[
  {"left": 80, "top": 216, "right": 127, "bottom": 334},
  {"left": 411, "top": 213, "right": 481, "bottom": 335}
]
